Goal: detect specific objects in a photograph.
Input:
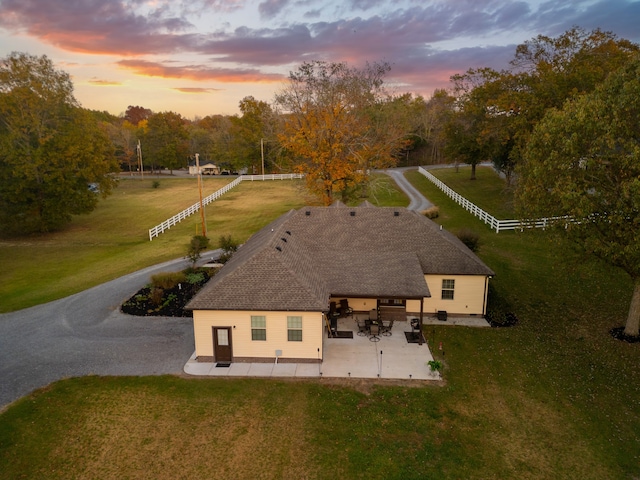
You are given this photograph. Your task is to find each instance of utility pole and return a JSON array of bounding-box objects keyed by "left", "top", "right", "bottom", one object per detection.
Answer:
[
  {"left": 137, "top": 140, "right": 144, "bottom": 179},
  {"left": 261, "top": 138, "right": 265, "bottom": 178},
  {"left": 196, "top": 153, "right": 207, "bottom": 237}
]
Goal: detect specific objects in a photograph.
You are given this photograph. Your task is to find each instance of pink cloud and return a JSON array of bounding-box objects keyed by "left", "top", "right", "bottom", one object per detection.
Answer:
[
  {"left": 1, "top": 0, "right": 638, "bottom": 101},
  {"left": 117, "top": 59, "right": 285, "bottom": 83},
  {"left": 0, "top": 0, "right": 194, "bottom": 55},
  {"left": 88, "top": 78, "right": 122, "bottom": 85},
  {"left": 172, "top": 87, "right": 223, "bottom": 93}
]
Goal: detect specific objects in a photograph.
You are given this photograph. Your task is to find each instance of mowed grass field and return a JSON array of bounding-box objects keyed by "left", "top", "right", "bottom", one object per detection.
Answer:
[
  {"left": 1, "top": 168, "right": 639, "bottom": 479},
  {"left": 427, "top": 165, "right": 516, "bottom": 218}
]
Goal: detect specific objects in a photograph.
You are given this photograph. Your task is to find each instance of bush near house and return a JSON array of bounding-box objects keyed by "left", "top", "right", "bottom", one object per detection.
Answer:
[
  {"left": 218, "top": 234, "right": 238, "bottom": 264},
  {"left": 456, "top": 227, "right": 480, "bottom": 252},
  {"left": 421, "top": 206, "right": 440, "bottom": 218}
]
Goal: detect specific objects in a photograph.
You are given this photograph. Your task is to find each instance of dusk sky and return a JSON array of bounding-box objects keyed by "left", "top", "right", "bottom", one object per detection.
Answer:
[{"left": 1, "top": 0, "right": 639, "bottom": 119}]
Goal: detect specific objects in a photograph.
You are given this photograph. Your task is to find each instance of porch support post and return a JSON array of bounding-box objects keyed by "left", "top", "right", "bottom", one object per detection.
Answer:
[{"left": 419, "top": 298, "right": 424, "bottom": 345}]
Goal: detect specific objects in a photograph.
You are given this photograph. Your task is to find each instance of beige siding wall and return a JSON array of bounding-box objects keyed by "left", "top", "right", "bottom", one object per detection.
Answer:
[
  {"left": 193, "top": 310, "right": 324, "bottom": 360},
  {"left": 406, "top": 275, "right": 489, "bottom": 316},
  {"left": 332, "top": 297, "right": 377, "bottom": 312}
]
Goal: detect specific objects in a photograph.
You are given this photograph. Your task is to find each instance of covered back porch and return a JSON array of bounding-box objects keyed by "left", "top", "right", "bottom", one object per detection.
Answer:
[{"left": 326, "top": 296, "right": 427, "bottom": 342}]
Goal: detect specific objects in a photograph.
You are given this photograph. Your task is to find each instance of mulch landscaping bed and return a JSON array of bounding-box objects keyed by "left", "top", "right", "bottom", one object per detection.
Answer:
[
  {"left": 121, "top": 271, "right": 212, "bottom": 317},
  {"left": 610, "top": 326, "right": 640, "bottom": 343}
]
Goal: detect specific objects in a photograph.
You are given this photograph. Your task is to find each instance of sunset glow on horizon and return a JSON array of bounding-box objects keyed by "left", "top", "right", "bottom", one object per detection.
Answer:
[{"left": 1, "top": 0, "right": 638, "bottom": 119}]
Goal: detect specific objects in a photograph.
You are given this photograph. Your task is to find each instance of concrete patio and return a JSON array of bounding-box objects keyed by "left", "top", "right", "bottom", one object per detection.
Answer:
[{"left": 183, "top": 314, "right": 488, "bottom": 380}]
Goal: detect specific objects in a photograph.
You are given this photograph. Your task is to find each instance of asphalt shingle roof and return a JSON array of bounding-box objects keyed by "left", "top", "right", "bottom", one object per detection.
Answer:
[{"left": 187, "top": 204, "right": 495, "bottom": 312}]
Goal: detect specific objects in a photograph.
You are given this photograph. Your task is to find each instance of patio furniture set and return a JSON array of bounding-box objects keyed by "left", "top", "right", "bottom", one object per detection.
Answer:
[
  {"left": 328, "top": 300, "right": 398, "bottom": 341},
  {"left": 356, "top": 310, "right": 394, "bottom": 342}
]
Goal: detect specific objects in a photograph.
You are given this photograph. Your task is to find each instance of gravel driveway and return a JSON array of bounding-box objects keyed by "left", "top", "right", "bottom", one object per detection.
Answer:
[
  {"left": 383, "top": 168, "right": 433, "bottom": 211},
  {"left": 0, "top": 253, "right": 220, "bottom": 410}
]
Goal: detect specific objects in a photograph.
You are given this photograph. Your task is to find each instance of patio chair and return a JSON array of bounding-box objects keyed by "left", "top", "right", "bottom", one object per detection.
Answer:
[
  {"left": 410, "top": 318, "right": 420, "bottom": 332},
  {"left": 356, "top": 318, "right": 368, "bottom": 336},
  {"left": 330, "top": 315, "right": 338, "bottom": 336},
  {"left": 339, "top": 299, "right": 353, "bottom": 318},
  {"left": 369, "top": 323, "right": 380, "bottom": 342},
  {"left": 381, "top": 319, "right": 394, "bottom": 336}
]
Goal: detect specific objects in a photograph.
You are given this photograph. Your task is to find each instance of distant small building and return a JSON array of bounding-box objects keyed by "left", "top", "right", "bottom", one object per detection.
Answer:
[{"left": 189, "top": 163, "right": 220, "bottom": 175}]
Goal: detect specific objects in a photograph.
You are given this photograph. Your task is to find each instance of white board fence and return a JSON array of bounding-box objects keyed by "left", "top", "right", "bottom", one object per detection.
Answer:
[
  {"left": 417, "top": 166, "right": 559, "bottom": 233},
  {"left": 148, "top": 173, "right": 303, "bottom": 241}
]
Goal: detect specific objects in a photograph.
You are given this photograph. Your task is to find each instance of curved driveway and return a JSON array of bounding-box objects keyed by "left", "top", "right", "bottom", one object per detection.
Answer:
[
  {"left": 0, "top": 252, "right": 221, "bottom": 410},
  {"left": 383, "top": 167, "right": 433, "bottom": 211},
  {"left": 0, "top": 169, "right": 433, "bottom": 410}
]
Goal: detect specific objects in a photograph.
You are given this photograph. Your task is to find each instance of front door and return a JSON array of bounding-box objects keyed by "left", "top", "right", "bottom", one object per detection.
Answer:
[{"left": 213, "top": 327, "right": 232, "bottom": 363}]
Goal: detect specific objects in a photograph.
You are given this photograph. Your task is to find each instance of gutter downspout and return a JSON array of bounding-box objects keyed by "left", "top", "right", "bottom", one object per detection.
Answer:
[
  {"left": 482, "top": 276, "right": 491, "bottom": 316},
  {"left": 419, "top": 298, "right": 424, "bottom": 345}
]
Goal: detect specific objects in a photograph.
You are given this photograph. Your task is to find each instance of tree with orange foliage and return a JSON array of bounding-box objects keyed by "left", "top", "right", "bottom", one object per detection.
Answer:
[{"left": 275, "top": 61, "right": 409, "bottom": 205}]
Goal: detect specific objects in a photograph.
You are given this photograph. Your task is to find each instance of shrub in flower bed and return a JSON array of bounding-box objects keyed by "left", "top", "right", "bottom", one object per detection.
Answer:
[
  {"left": 421, "top": 206, "right": 440, "bottom": 219},
  {"left": 151, "top": 271, "right": 187, "bottom": 290}
]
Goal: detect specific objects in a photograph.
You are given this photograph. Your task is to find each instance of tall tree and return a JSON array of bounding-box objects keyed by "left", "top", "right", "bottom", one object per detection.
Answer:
[
  {"left": 144, "top": 111, "right": 189, "bottom": 174},
  {"left": 420, "top": 89, "right": 455, "bottom": 165},
  {"left": 187, "top": 124, "right": 216, "bottom": 163},
  {"left": 275, "top": 61, "right": 407, "bottom": 204},
  {"left": 196, "top": 115, "right": 236, "bottom": 165},
  {"left": 445, "top": 68, "right": 506, "bottom": 179},
  {"left": 375, "top": 93, "right": 424, "bottom": 167},
  {"left": 516, "top": 55, "right": 640, "bottom": 337},
  {"left": 124, "top": 105, "right": 152, "bottom": 126},
  {"left": 228, "top": 96, "right": 276, "bottom": 174},
  {"left": 105, "top": 119, "right": 142, "bottom": 173},
  {"left": 0, "top": 52, "right": 118, "bottom": 235},
  {"left": 502, "top": 27, "right": 638, "bottom": 167}
]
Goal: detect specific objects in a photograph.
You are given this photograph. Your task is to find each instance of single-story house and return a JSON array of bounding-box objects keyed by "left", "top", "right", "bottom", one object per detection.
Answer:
[
  {"left": 186, "top": 203, "right": 495, "bottom": 364},
  {"left": 188, "top": 162, "right": 220, "bottom": 175}
]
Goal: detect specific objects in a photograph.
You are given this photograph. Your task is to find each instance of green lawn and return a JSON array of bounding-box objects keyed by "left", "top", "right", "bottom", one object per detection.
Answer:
[
  {"left": 1, "top": 170, "right": 639, "bottom": 479},
  {"left": 361, "top": 173, "right": 410, "bottom": 207},
  {"left": 428, "top": 165, "right": 516, "bottom": 218}
]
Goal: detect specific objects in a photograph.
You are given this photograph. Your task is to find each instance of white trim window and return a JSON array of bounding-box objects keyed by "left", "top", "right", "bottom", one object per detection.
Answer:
[
  {"left": 287, "top": 316, "right": 303, "bottom": 342},
  {"left": 441, "top": 279, "right": 455, "bottom": 300},
  {"left": 251, "top": 315, "right": 266, "bottom": 341}
]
